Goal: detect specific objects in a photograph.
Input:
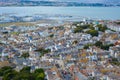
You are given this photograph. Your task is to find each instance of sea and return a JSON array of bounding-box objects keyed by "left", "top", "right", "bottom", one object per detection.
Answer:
[{"left": 0, "top": 6, "right": 120, "bottom": 20}]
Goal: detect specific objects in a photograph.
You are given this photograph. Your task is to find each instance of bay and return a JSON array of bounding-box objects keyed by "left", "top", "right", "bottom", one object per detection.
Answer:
[{"left": 0, "top": 6, "right": 120, "bottom": 20}]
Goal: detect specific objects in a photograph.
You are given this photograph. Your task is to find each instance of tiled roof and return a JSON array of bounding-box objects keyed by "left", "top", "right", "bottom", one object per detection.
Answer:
[{"left": 0, "top": 61, "right": 11, "bottom": 68}]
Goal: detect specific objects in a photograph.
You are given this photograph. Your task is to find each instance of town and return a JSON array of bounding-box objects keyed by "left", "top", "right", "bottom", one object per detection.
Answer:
[{"left": 0, "top": 18, "right": 120, "bottom": 80}]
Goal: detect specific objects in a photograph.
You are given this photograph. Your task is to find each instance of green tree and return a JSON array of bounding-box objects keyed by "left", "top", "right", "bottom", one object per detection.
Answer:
[
  {"left": 34, "top": 68, "right": 44, "bottom": 73},
  {"left": 20, "top": 66, "right": 31, "bottom": 73},
  {"left": 49, "top": 34, "right": 54, "bottom": 38},
  {"left": 13, "top": 72, "right": 31, "bottom": 80},
  {"left": 36, "top": 73, "right": 45, "bottom": 80},
  {"left": 95, "top": 41, "right": 103, "bottom": 47},
  {"left": 110, "top": 58, "right": 120, "bottom": 66},
  {"left": 35, "top": 48, "right": 51, "bottom": 57},
  {"left": 84, "top": 45, "right": 89, "bottom": 49},
  {"left": 97, "top": 24, "right": 108, "bottom": 32},
  {"left": 0, "top": 66, "right": 12, "bottom": 76},
  {"left": 89, "top": 24, "right": 95, "bottom": 30},
  {"left": 94, "top": 41, "right": 114, "bottom": 50},
  {"left": 74, "top": 27, "right": 83, "bottom": 33},
  {"left": 0, "top": 67, "right": 17, "bottom": 80},
  {"left": 21, "top": 52, "right": 29, "bottom": 58},
  {"left": 0, "top": 66, "right": 45, "bottom": 80},
  {"left": 101, "top": 44, "right": 114, "bottom": 50},
  {"left": 72, "top": 40, "right": 78, "bottom": 45},
  {"left": 3, "top": 71, "right": 17, "bottom": 80},
  {"left": 84, "top": 44, "right": 93, "bottom": 49},
  {"left": 34, "top": 68, "right": 45, "bottom": 80},
  {"left": 86, "top": 30, "right": 98, "bottom": 37}
]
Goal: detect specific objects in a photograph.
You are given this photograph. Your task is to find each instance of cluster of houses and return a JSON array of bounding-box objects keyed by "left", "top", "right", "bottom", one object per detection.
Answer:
[
  {"left": 0, "top": 19, "right": 120, "bottom": 80},
  {"left": 0, "top": 14, "right": 42, "bottom": 23}
]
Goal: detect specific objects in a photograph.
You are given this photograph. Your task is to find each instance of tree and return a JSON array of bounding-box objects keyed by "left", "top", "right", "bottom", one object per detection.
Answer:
[
  {"left": 0, "top": 66, "right": 13, "bottom": 76},
  {"left": 84, "top": 44, "right": 93, "bottom": 49},
  {"left": 95, "top": 41, "right": 102, "bottom": 47},
  {"left": 101, "top": 45, "right": 109, "bottom": 50},
  {"left": 3, "top": 71, "right": 17, "bottom": 80},
  {"left": 0, "top": 66, "right": 17, "bottom": 80},
  {"left": 84, "top": 45, "right": 89, "bottom": 49},
  {"left": 94, "top": 41, "right": 114, "bottom": 50},
  {"left": 59, "top": 26, "right": 64, "bottom": 30},
  {"left": 35, "top": 48, "right": 51, "bottom": 57},
  {"left": 74, "top": 24, "right": 91, "bottom": 33},
  {"left": 21, "top": 52, "right": 29, "bottom": 58},
  {"left": 89, "top": 24, "right": 95, "bottom": 30},
  {"left": 115, "top": 21, "right": 120, "bottom": 25},
  {"left": 72, "top": 40, "right": 78, "bottom": 45},
  {"left": 36, "top": 73, "right": 45, "bottom": 80},
  {"left": 80, "top": 25, "right": 90, "bottom": 29},
  {"left": 34, "top": 68, "right": 44, "bottom": 73},
  {"left": 110, "top": 58, "right": 120, "bottom": 66},
  {"left": 34, "top": 69, "right": 45, "bottom": 80},
  {"left": 97, "top": 24, "right": 108, "bottom": 32},
  {"left": 20, "top": 66, "right": 31, "bottom": 73},
  {"left": 86, "top": 30, "right": 98, "bottom": 37},
  {"left": 49, "top": 34, "right": 54, "bottom": 38},
  {"left": 0, "top": 66, "right": 45, "bottom": 80},
  {"left": 13, "top": 72, "right": 31, "bottom": 80},
  {"left": 74, "top": 27, "right": 83, "bottom": 33}
]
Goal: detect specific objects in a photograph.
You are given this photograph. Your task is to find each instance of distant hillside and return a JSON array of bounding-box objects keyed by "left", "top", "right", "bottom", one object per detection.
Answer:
[
  {"left": 0, "top": 0, "right": 120, "bottom": 7},
  {"left": 21, "top": 0, "right": 120, "bottom": 3},
  {"left": 1, "top": 0, "right": 120, "bottom": 3},
  {"left": 0, "top": 0, "right": 20, "bottom": 2}
]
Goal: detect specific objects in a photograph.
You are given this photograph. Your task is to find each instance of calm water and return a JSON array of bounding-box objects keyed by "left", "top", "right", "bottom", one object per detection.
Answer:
[{"left": 0, "top": 6, "right": 120, "bottom": 20}]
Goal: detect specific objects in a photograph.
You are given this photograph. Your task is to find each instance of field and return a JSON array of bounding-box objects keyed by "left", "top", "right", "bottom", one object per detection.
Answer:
[{"left": 0, "top": 22, "right": 35, "bottom": 27}]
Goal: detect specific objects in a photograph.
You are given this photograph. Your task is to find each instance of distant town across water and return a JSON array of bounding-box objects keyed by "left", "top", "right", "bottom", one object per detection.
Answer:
[
  {"left": 1, "top": 5, "right": 120, "bottom": 80},
  {"left": 0, "top": 6, "right": 120, "bottom": 21}
]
